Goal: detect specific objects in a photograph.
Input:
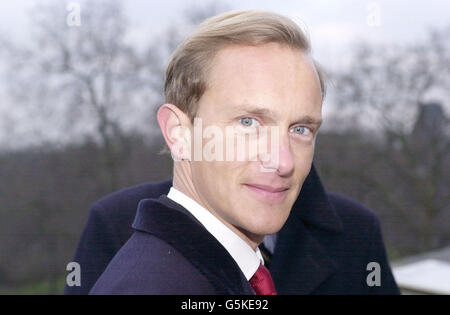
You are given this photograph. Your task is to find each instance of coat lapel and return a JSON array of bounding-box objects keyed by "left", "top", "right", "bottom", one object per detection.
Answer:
[
  {"left": 270, "top": 163, "right": 344, "bottom": 294},
  {"left": 132, "top": 195, "right": 255, "bottom": 295}
]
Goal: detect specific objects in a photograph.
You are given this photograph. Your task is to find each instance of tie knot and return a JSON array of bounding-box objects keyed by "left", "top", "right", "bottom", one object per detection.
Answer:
[{"left": 249, "top": 264, "right": 277, "bottom": 295}]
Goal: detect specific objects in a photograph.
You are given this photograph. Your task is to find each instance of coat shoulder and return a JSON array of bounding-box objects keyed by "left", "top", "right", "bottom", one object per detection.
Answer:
[
  {"left": 85, "top": 180, "right": 172, "bottom": 242},
  {"left": 92, "top": 180, "right": 171, "bottom": 216},
  {"left": 326, "top": 191, "right": 381, "bottom": 228},
  {"left": 325, "top": 192, "right": 400, "bottom": 294},
  {"left": 89, "top": 231, "right": 217, "bottom": 295}
]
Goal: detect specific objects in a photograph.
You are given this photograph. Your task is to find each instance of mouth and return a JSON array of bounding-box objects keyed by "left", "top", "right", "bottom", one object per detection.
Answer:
[{"left": 244, "top": 184, "right": 289, "bottom": 201}]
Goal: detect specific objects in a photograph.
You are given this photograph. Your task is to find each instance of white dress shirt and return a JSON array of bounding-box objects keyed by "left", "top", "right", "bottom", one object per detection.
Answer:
[{"left": 167, "top": 186, "right": 264, "bottom": 280}]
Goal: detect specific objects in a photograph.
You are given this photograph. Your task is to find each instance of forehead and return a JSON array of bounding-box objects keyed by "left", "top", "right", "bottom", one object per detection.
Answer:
[{"left": 199, "top": 42, "right": 323, "bottom": 118}]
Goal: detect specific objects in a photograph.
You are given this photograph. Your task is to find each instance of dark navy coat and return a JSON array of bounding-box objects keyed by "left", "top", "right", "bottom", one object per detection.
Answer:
[{"left": 65, "top": 164, "right": 400, "bottom": 295}]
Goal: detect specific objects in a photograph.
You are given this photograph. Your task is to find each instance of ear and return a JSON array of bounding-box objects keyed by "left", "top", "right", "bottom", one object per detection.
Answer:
[{"left": 157, "top": 104, "right": 192, "bottom": 161}]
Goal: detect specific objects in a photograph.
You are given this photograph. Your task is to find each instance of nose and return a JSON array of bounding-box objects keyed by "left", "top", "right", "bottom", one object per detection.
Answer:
[{"left": 259, "top": 130, "right": 294, "bottom": 176}]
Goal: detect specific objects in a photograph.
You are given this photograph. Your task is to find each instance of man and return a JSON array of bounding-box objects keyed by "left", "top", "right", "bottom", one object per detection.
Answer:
[{"left": 68, "top": 10, "right": 399, "bottom": 295}]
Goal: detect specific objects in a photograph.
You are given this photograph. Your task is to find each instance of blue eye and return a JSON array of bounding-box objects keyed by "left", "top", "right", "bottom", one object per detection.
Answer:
[
  {"left": 239, "top": 117, "right": 260, "bottom": 127},
  {"left": 290, "top": 126, "right": 312, "bottom": 135}
]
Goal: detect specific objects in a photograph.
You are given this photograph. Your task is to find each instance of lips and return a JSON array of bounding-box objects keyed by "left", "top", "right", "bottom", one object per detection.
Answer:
[
  {"left": 244, "top": 183, "right": 289, "bottom": 201},
  {"left": 246, "top": 184, "right": 289, "bottom": 192}
]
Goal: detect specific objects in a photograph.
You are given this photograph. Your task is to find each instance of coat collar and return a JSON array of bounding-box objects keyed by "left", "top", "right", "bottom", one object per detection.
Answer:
[
  {"left": 270, "top": 163, "right": 343, "bottom": 294},
  {"left": 293, "top": 163, "right": 343, "bottom": 233},
  {"left": 132, "top": 194, "right": 255, "bottom": 295}
]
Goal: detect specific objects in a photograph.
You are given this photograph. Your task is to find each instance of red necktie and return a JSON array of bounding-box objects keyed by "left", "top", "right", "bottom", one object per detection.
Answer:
[{"left": 250, "top": 264, "right": 277, "bottom": 295}]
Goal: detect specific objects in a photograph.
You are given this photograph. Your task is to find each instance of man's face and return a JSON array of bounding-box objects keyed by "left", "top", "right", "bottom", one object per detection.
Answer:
[{"left": 188, "top": 42, "right": 323, "bottom": 240}]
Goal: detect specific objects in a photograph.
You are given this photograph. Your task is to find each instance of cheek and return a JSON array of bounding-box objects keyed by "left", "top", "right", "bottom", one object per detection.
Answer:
[
  {"left": 291, "top": 145, "right": 314, "bottom": 181},
  {"left": 293, "top": 143, "right": 315, "bottom": 164},
  {"left": 193, "top": 161, "right": 241, "bottom": 191}
]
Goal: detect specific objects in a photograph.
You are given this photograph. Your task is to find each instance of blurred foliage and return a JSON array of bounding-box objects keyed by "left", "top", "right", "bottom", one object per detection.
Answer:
[{"left": 0, "top": 134, "right": 172, "bottom": 292}]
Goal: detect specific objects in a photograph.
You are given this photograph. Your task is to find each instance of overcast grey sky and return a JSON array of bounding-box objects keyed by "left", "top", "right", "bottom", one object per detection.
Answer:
[{"left": 1, "top": 0, "right": 449, "bottom": 67}]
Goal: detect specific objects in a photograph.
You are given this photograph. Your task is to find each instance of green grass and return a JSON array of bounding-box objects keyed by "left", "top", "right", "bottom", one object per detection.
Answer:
[{"left": 0, "top": 276, "right": 66, "bottom": 295}]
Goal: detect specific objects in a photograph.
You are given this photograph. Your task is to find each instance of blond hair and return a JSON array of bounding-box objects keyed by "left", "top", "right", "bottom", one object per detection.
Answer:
[{"left": 164, "top": 10, "right": 326, "bottom": 121}]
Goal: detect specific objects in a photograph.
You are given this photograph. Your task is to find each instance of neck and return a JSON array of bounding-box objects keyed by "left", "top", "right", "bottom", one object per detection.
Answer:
[{"left": 172, "top": 162, "right": 264, "bottom": 251}]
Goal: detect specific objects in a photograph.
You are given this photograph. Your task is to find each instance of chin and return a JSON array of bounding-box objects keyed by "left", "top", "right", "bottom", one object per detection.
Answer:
[
  {"left": 230, "top": 191, "right": 294, "bottom": 237},
  {"left": 245, "top": 211, "right": 289, "bottom": 236}
]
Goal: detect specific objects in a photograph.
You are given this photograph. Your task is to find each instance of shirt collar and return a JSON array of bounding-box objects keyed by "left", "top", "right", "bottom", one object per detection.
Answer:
[{"left": 167, "top": 186, "right": 263, "bottom": 280}]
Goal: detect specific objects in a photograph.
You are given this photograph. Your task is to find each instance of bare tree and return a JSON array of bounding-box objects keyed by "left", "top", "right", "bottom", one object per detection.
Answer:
[
  {"left": 0, "top": 0, "right": 165, "bottom": 190},
  {"left": 329, "top": 27, "right": 450, "bottom": 253}
]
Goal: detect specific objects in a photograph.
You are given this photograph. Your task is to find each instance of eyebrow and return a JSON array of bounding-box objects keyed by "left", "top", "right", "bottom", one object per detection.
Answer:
[{"left": 231, "top": 104, "right": 323, "bottom": 127}]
